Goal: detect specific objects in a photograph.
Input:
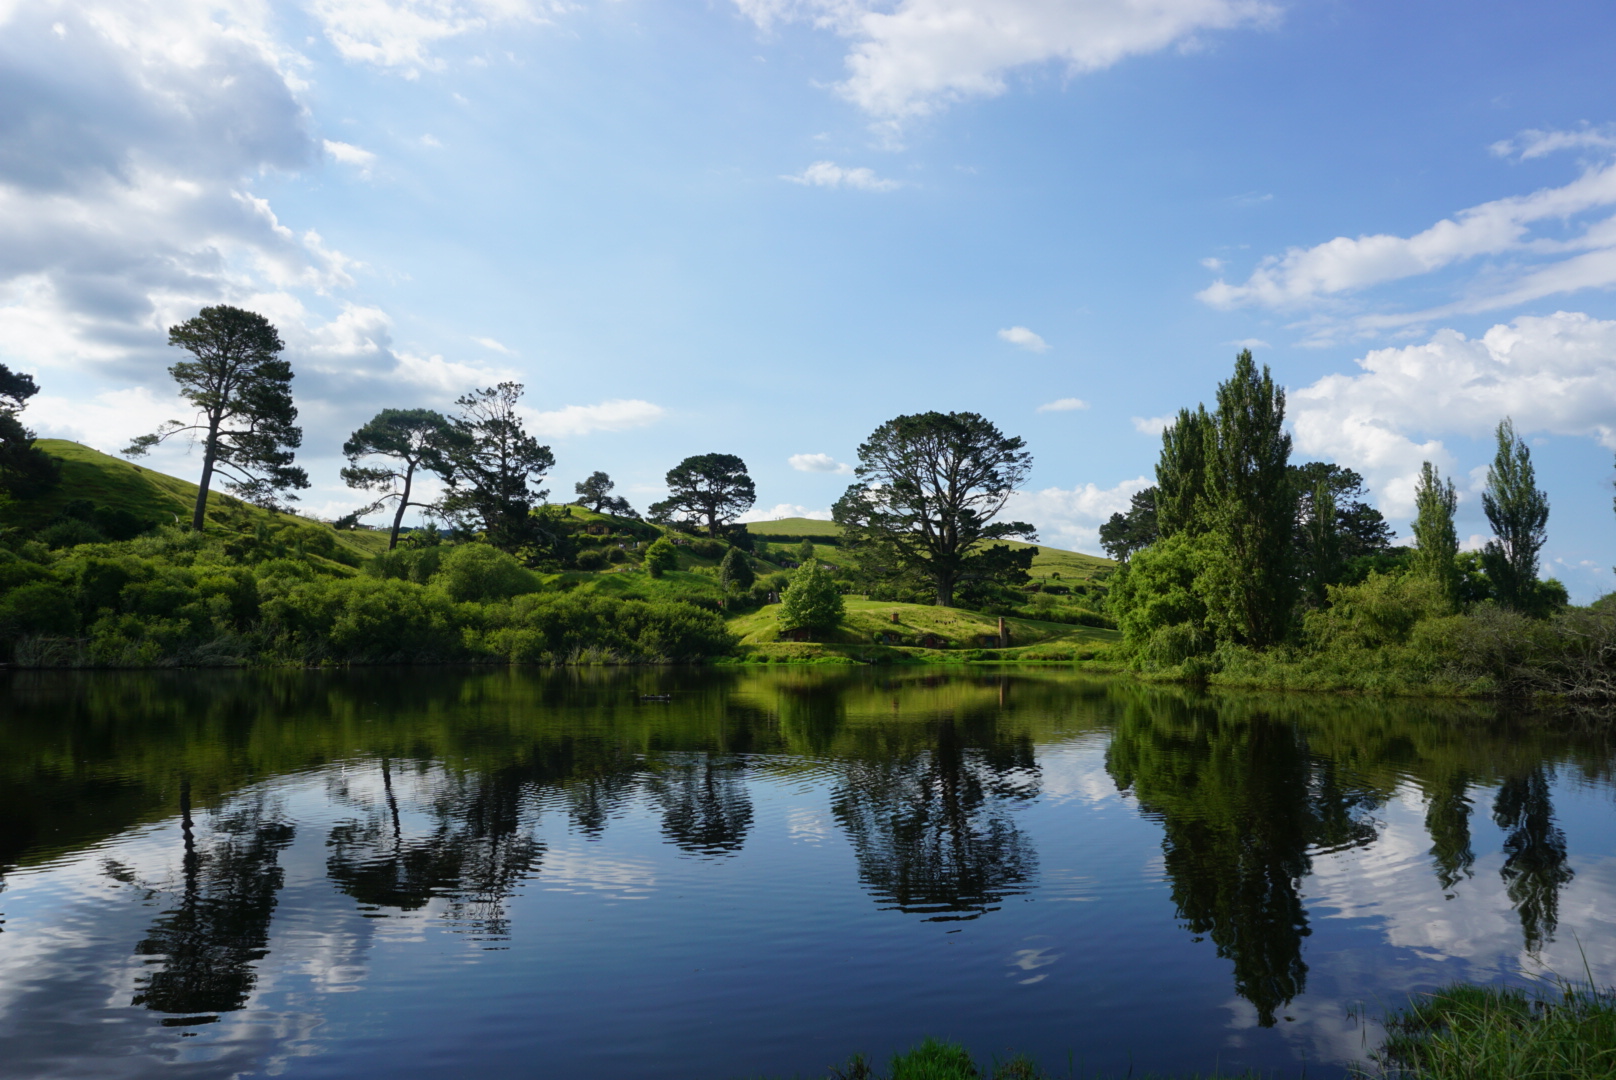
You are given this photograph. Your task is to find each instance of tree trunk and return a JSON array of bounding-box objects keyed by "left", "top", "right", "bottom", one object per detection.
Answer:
[
  {"left": 935, "top": 572, "right": 954, "bottom": 608},
  {"left": 388, "top": 463, "right": 415, "bottom": 550},
  {"left": 191, "top": 438, "right": 218, "bottom": 532}
]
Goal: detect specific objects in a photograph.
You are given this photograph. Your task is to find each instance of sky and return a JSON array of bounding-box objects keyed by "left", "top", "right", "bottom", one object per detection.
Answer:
[{"left": 4, "top": 0, "right": 1616, "bottom": 597}]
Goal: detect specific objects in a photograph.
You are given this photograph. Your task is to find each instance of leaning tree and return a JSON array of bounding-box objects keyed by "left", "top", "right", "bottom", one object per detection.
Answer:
[
  {"left": 832, "top": 410, "right": 1035, "bottom": 608},
  {"left": 573, "top": 470, "right": 636, "bottom": 517},
  {"left": 125, "top": 305, "right": 308, "bottom": 529},
  {"left": 649, "top": 453, "right": 756, "bottom": 537},
  {"left": 341, "top": 408, "right": 456, "bottom": 549}
]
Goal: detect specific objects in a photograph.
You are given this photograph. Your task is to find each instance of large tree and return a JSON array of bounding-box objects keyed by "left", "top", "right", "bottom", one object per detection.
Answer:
[
  {"left": 1099, "top": 487, "right": 1158, "bottom": 562},
  {"left": 340, "top": 409, "right": 455, "bottom": 550},
  {"left": 125, "top": 306, "right": 308, "bottom": 529},
  {"left": 832, "top": 411, "right": 1035, "bottom": 608},
  {"left": 1481, "top": 417, "right": 1550, "bottom": 611},
  {"left": 0, "top": 362, "right": 59, "bottom": 498},
  {"left": 1155, "top": 406, "right": 1212, "bottom": 539},
  {"left": 573, "top": 470, "right": 636, "bottom": 517},
  {"left": 649, "top": 454, "right": 756, "bottom": 537},
  {"left": 1201, "top": 350, "right": 1297, "bottom": 647},
  {"left": 1411, "top": 460, "right": 1461, "bottom": 606},
  {"left": 438, "top": 382, "right": 556, "bottom": 555}
]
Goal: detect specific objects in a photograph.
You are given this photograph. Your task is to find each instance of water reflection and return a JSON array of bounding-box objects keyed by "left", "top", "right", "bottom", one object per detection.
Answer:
[{"left": 0, "top": 668, "right": 1611, "bottom": 1067}]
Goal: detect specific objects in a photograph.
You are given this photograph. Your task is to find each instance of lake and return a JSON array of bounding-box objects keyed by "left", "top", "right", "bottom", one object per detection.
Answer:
[{"left": 1, "top": 668, "right": 1613, "bottom": 1079}]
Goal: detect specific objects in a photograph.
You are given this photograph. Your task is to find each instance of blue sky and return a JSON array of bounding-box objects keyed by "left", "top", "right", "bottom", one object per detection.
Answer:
[{"left": 5, "top": 0, "right": 1616, "bottom": 595}]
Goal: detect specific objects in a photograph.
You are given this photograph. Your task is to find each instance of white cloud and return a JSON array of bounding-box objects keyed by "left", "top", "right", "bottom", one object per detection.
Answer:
[
  {"left": 782, "top": 160, "right": 900, "bottom": 191},
  {"left": 998, "top": 325, "right": 1048, "bottom": 352},
  {"left": 420, "top": 134, "right": 443, "bottom": 148},
  {"left": 1200, "top": 256, "right": 1225, "bottom": 271},
  {"left": 524, "top": 399, "right": 665, "bottom": 438},
  {"left": 1228, "top": 337, "right": 1269, "bottom": 350},
  {"left": 1290, "top": 310, "right": 1616, "bottom": 517},
  {"left": 739, "top": 502, "right": 834, "bottom": 522},
  {"left": 1491, "top": 124, "right": 1616, "bottom": 162},
  {"left": 1036, "top": 397, "right": 1087, "bottom": 413},
  {"left": 789, "top": 452, "right": 852, "bottom": 474},
  {"left": 737, "top": 0, "right": 1276, "bottom": 121},
  {"left": 306, "top": 0, "right": 568, "bottom": 72},
  {"left": 1199, "top": 143, "right": 1616, "bottom": 326},
  {"left": 323, "top": 139, "right": 376, "bottom": 175},
  {"left": 1006, "top": 475, "right": 1152, "bottom": 554},
  {"left": 1131, "top": 414, "right": 1173, "bottom": 435},
  {"left": 472, "top": 335, "right": 513, "bottom": 354}
]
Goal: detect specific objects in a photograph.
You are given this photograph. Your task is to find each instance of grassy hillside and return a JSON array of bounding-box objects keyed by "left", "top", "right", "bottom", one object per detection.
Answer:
[
  {"left": 746, "top": 516, "right": 1115, "bottom": 584},
  {"left": 14, "top": 440, "right": 387, "bottom": 561}
]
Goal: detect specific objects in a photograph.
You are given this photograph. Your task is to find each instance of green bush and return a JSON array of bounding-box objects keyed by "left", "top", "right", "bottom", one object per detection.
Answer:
[
  {"left": 644, "top": 538, "right": 678, "bottom": 578},
  {"left": 576, "top": 549, "right": 608, "bottom": 571},
  {"left": 436, "top": 543, "right": 539, "bottom": 603},
  {"left": 779, "top": 560, "right": 843, "bottom": 637},
  {"left": 0, "top": 581, "right": 77, "bottom": 639}
]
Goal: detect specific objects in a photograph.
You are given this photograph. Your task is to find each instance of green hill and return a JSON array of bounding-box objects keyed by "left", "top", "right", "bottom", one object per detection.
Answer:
[{"left": 12, "top": 440, "right": 388, "bottom": 562}]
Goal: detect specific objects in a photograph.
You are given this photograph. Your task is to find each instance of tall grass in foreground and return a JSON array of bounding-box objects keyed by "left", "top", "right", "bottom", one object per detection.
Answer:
[
  {"left": 765, "top": 1037, "right": 1257, "bottom": 1080},
  {"left": 1372, "top": 979, "right": 1616, "bottom": 1079}
]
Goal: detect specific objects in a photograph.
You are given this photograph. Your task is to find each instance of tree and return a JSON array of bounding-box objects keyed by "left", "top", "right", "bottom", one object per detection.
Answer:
[
  {"left": 0, "top": 362, "right": 59, "bottom": 499},
  {"left": 1201, "top": 351, "right": 1297, "bottom": 647},
  {"left": 341, "top": 409, "right": 455, "bottom": 550},
  {"left": 719, "top": 546, "right": 755, "bottom": 592},
  {"left": 1411, "top": 461, "right": 1461, "bottom": 607},
  {"left": 1300, "top": 478, "right": 1340, "bottom": 608},
  {"left": 1155, "top": 407, "right": 1212, "bottom": 538},
  {"left": 438, "top": 383, "right": 556, "bottom": 555},
  {"left": 649, "top": 454, "right": 756, "bottom": 537},
  {"left": 1290, "top": 462, "right": 1392, "bottom": 560},
  {"left": 1480, "top": 418, "right": 1549, "bottom": 611},
  {"left": 778, "top": 559, "right": 844, "bottom": 637},
  {"left": 573, "top": 471, "right": 636, "bottom": 517},
  {"left": 125, "top": 306, "right": 308, "bottom": 529},
  {"left": 643, "top": 537, "right": 678, "bottom": 577},
  {"left": 832, "top": 411, "right": 1034, "bottom": 608},
  {"left": 1099, "top": 487, "right": 1158, "bottom": 562}
]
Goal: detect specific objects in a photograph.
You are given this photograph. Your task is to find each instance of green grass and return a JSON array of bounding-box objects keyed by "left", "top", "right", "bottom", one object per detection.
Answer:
[
  {"left": 17, "top": 439, "right": 386, "bottom": 562},
  {"left": 1372, "top": 979, "right": 1616, "bottom": 1079},
  {"left": 757, "top": 1037, "right": 1263, "bottom": 1079}
]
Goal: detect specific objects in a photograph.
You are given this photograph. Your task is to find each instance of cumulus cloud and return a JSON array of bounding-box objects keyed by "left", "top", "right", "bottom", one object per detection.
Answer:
[
  {"left": 307, "top": 0, "right": 569, "bottom": 72},
  {"left": 789, "top": 452, "right": 853, "bottom": 474},
  {"left": 782, "top": 160, "right": 900, "bottom": 191},
  {"left": 324, "top": 139, "right": 376, "bottom": 176},
  {"left": 1492, "top": 125, "right": 1616, "bottom": 162},
  {"left": 524, "top": 399, "right": 665, "bottom": 438},
  {"left": 1006, "top": 475, "right": 1152, "bottom": 553},
  {"left": 1290, "top": 310, "right": 1616, "bottom": 516},
  {"left": 998, "top": 325, "right": 1048, "bottom": 352},
  {"left": 739, "top": 503, "right": 834, "bottom": 522},
  {"left": 1036, "top": 397, "right": 1087, "bottom": 413},
  {"left": 736, "top": 0, "right": 1276, "bottom": 121},
  {"left": 1200, "top": 135, "right": 1616, "bottom": 330},
  {"left": 1131, "top": 414, "right": 1172, "bottom": 435}
]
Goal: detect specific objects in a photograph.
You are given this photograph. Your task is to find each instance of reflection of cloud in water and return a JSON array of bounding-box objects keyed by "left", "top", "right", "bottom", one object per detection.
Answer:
[
  {"left": 1031, "top": 741, "right": 1120, "bottom": 807},
  {"left": 787, "top": 807, "right": 832, "bottom": 846},
  {"left": 1007, "top": 943, "right": 1062, "bottom": 985},
  {"left": 539, "top": 848, "right": 658, "bottom": 900}
]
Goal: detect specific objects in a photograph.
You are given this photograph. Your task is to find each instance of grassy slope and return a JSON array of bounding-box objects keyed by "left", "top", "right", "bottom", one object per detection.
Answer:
[
  {"left": 17, "top": 440, "right": 388, "bottom": 560},
  {"left": 728, "top": 597, "right": 1119, "bottom": 656},
  {"left": 746, "top": 516, "right": 1114, "bottom": 584}
]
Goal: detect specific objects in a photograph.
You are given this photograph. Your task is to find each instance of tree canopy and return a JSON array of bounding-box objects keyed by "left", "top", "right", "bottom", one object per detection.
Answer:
[
  {"left": 0, "top": 361, "right": 59, "bottom": 499},
  {"left": 649, "top": 454, "right": 756, "bottom": 537},
  {"left": 125, "top": 306, "right": 308, "bottom": 529},
  {"left": 573, "top": 471, "right": 636, "bottom": 517},
  {"left": 341, "top": 409, "right": 455, "bottom": 550},
  {"left": 1481, "top": 418, "right": 1550, "bottom": 612},
  {"left": 438, "top": 383, "right": 556, "bottom": 556},
  {"left": 778, "top": 559, "right": 843, "bottom": 636},
  {"left": 1411, "top": 461, "right": 1460, "bottom": 607},
  {"left": 832, "top": 410, "right": 1035, "bottom": 608}
]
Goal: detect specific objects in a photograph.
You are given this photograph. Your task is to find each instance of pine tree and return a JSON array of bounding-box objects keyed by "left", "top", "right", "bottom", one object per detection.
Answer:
[
  {"left": 1481, "top": 418, "right": 1549, "bottom": 611},
  {"left": 1411, "top": 461, "right": 1461, "bottom": 607},
  {"left": 719, "top": 547, "right": 755, "bottom": 592}
]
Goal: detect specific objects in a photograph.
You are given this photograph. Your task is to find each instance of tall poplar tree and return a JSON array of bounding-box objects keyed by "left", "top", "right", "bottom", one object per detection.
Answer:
[
  {"left": 1155, "top": 406, "right": 1211, "bottom": 538},
  {"left": 1411, "top": 461, "right": 1461, "bottom": 606},
  {"left": 1480, "top": 418, "right": 1549, "bottom": 611},
  {"left": 126, "top": 306, "right": 308, "bottom": 529},
  {"left": 1202, "top": 350, "right": 1296, "bottom": 646}
]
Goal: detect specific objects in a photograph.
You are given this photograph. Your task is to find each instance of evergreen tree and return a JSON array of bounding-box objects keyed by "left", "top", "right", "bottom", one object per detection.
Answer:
[
  {"left": 340, "top": 409, "right": 455, "bottom": 550},
  {"left": 1411, "top": 460, "right": 1461, "bottom": 607},
  {"left": 649, "top": 454, "right": 756, "bottom": 537},
  {"left": 0, "top": 361, "right": 59, "bottom": 498},
  {"left": 719, "top": 547, "right": 755, "bottom": 592},
  {"left": 1099, "top": 487, "right": 1158, "bottom": 562},
  {"left": 1202, "top": 351, "right": 1296, "bottom": 646},
  {"left": 778, "top": 559, "right": 844, "bottom": 637},
  {"left": 1155, "top": 407, "right": 1211, "bottom": 538},
  {"left": 1480, "top": 418, "right": 1549, "bottom": 611},
  {"left": 1301, "top": 478, "right": 1340, "bottom": 608},
  {"left": 125, "top": 306, "right": 308, "bottom": 528},
  {"left": 573, "top": 471, "right": 636, "bottom": 517},
  {"left": 439, "top": 383, "right": 556, "bottom": 556}
]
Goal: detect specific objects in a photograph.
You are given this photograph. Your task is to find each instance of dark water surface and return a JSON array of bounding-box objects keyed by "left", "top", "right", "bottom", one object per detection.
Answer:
[{"left": 2, "top": 668, "right": 1614, "bottom": 1080}]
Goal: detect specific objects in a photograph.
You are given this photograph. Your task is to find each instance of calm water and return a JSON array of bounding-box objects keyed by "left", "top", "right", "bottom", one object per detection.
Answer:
[{"left": 2, "top": 669, "right": 1614, "bottom": 1080}]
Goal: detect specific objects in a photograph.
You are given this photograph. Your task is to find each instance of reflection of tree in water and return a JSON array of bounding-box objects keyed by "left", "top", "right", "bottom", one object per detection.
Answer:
[
  {"left": 132, "top": 782, "right": 294, "bottom": 1020},
  {"left": 1422, "top": 771, "right": 1476, "bottom": 896},
  {"left": 648, "top": 754, "right": 754, "bottom": 857},
  {"left": 327, "top": 759, "right": 543, "bottom": 938},
  {"left": 831, "top": 714, "right": 1039, "bottom": 921},
  {"left": 1106, "top": 701, "right": 1378, "bottom": 1027},
  {"left": 1493, "top": 766, "right": 1574, "bottom": 954}
]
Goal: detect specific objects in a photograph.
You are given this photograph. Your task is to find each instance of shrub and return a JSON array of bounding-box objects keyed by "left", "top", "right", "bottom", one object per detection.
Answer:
[
  {"left": 644, "top": 538, "right": 678, "bottom": 578},
  {"left": 607, "top": 546, "right": 627, "bottom": 564},
  {"left": 719, "top": 547, "right": 755, "bottom": 591},
  {"left": 779, "top": 560, "right": 843, "bottom": 637},
  {"left": 0, "top": 581, "right": 77, "bottom": 641},
  {"left": 436, "top": 543, "right": 539, "bottom": 603},
  {"left": 576, "top": 549, "right": 608, "bottom": 571},
  {"left": 39, "top": 518, "right": 104, "bottom": 549}
]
